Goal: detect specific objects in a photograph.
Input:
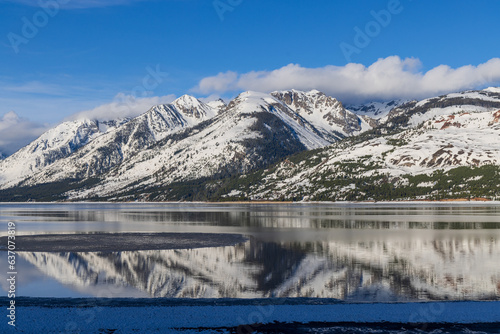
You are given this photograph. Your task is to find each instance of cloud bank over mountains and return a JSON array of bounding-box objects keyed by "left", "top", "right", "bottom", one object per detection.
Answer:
[
  {"left": 0, "top": 111, "right": 50, "bottom": 156},
  {"left": 194, "top": 56, "right": 500, "bottom": 104}
]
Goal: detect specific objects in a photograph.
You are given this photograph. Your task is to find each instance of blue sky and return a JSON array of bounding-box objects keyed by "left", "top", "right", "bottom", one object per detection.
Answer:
[{"left": 1, "top": 0, "right": 500, "bottom": 154}]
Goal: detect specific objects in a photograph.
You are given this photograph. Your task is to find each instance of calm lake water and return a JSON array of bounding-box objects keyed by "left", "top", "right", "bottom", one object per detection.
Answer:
[{"left": 1, "top": 202, "right": 499, "bottom": 301}]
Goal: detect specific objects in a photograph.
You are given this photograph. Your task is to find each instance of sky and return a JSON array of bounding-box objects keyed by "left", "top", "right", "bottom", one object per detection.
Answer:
[{"left": 1, "top": 0, "right": 500, "bottom": 155}]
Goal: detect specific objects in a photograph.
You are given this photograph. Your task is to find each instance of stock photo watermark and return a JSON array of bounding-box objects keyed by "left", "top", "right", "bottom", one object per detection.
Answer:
[
  {"left": 340, "top": 0, "right": 405, "bottom": 62},
  {"left": 213, "top": 0, "right": 243, "bottom": 21},
  {"left": 7, "top": 0, "right": 70, "bottom": 54},
  {"left": 408, "top": 302, "right": 446, "bottom": 331},
  {"left": 6, "top": 222, "right": 17, "bottom": 327}
]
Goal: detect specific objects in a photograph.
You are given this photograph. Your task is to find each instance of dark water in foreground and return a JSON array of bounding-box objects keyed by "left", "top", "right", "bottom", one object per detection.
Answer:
[{"left": 0, "top": 202, "right": 499, "bottom": 302}]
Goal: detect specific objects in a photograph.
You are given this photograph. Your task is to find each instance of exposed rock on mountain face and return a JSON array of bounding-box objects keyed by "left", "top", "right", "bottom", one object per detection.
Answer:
[{"left": 272, "top": 89, "right": 368, "bottom": 141}]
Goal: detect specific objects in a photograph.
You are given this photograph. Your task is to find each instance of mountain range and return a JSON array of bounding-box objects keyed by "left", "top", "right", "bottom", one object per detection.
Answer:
[{"left": 1, "top": 87, "right": 500, "bottom": 202}]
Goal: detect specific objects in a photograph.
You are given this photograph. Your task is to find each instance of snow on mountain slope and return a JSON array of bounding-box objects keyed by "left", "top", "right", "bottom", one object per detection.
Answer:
[
  {"left": 332, "top": 108, "right": 500, "bottom": 176},
  {"left": 65, "top": 92, "right": 319, "bottom": 199},
  {"left": 347, "top": 99, "right": 408, "bottom": 120},
  {"left": 96, "top": 118, "right": 131, "bottom": 133},
  {"left": 0, "top": 119, "right": 101, "bottom": 188},
  {"left": 385, "top": 89, "right": 500, "bottom": 128},
  {"left": 227, "top": 91, "right": 332, "bottom": 149},
  {"left": 10, "top": 90, "right": 364, "bottom": 199},
  {"left": 205, "top": 98, "right": 227, "bottom": 114},
  {"left": 224, "top": 91, "right": 500, "bottom": 201},
  {"left": 368, "top": 91, "right": 500, "bottom": 174},
  {"left": 3, "top": 88, "right": 499, "bottom": 201},
  {"left": 0, "top": 95, "right": 218, "bottom": 189},
  {"left": 172, "top": 94, "right": 217, "bottom": 120},
  {"left": 271, "top": 89, "right": 371, "bottom": 141},
  {"left": 484, "top": 86, "right": 500, "bottom": 93}
]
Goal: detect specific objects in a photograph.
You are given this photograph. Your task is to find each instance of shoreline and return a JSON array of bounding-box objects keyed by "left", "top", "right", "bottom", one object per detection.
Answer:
[{"left": 1, "top": 199, "right": 500, "bottom": 205}]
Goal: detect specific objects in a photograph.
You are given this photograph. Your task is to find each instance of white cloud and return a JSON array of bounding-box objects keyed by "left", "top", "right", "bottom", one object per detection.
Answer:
[
  {"left": 0, "top": 111, "right": 50, "bottom": 156},
  {"left": 66, "top": 93, "right": 176, "bottom": 121},
  {"left": 193, "top": 56, "right": 500, "bottom": 104},
  {"left": 197, "top": 71, "right": 239, "bottom": 95},
  {"left": 3, "top": 0, "right": 149, "bottom": 9}
]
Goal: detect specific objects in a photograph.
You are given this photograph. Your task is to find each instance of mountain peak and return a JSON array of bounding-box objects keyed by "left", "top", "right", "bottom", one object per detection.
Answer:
[
  {"left": 172, "top": 95, "right": 215, "bottom": 120},
  {"left": 484, "top": 87, "right": 500, "bottom": 93},
  {"left": 227, "top": 91, "right": 279, "bottom": 114},
  {"left": 173, "top": 94, "right": 202, "bottom": 107},
  {"left": 307, "top": 89, "right": 322, "bottom": 94},
  {"left": 271, "top": 89, "right": 343, "bottom": 113}
]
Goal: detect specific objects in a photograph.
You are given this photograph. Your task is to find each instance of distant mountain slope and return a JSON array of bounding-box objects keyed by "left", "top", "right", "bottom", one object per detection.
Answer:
[
  {"left": 205, "top": 98, "right": 227, "bottom": 114},
  {"left": 0, "top": 119, "right": 101, "bottom": 188},
  {"left": 219, "top": 89, "right": 500, "bottom": 201},
  {"left": 384, "top": 89, "right": 500, "bottom": 128},
  {"left": 0, "top": 95, "right": 218, "bottom": 190},
  {"left": 346, "top": 99, "right": 407, "bottom": 120}
]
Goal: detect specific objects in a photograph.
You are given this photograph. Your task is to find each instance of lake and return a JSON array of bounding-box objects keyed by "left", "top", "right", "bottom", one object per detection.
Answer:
[{"left": 1, "top": 202, "right": 499, "bottom": 301}]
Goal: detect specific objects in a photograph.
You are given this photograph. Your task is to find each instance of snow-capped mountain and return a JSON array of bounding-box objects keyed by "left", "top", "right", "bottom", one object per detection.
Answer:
[
  {"left": 65, "top": 91, "right": 342, "bottom": 200},
  {"left": 171, "top": 94, "right": 217, "bottom": 120},
  {"left": 0, "top": 95, "right": 218, "bottom": 189},
  {"left": 384, "top": 88, "right": 500, "bottom": 128},
  {"left": 221, "top": 88, "right": 500, "bottom": 201},
  {"left": 0, "top": 90, "right": 372, "bottom": 199},
  {"left": 0, "top": 119, "right": 101, "bottom": 188},
  {"left": 225, "top": 90, "right": 331, "bottom": 148},
  {"left": 1, "top": 88, "right": 500, "bottom": 201}
]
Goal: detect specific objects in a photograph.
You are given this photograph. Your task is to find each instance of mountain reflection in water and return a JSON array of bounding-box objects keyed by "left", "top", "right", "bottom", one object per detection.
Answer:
[
  {"left": 18, "top": 236, "right": 500, "bottom": 301},
  {"left": 2, "top": 203, "right": 500, "bottom": 301}
]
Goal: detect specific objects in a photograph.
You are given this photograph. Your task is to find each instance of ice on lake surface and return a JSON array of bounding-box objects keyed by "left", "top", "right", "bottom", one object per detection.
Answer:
[{"left": 1, "top": 202, "right": 499, "bottom": 301}]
